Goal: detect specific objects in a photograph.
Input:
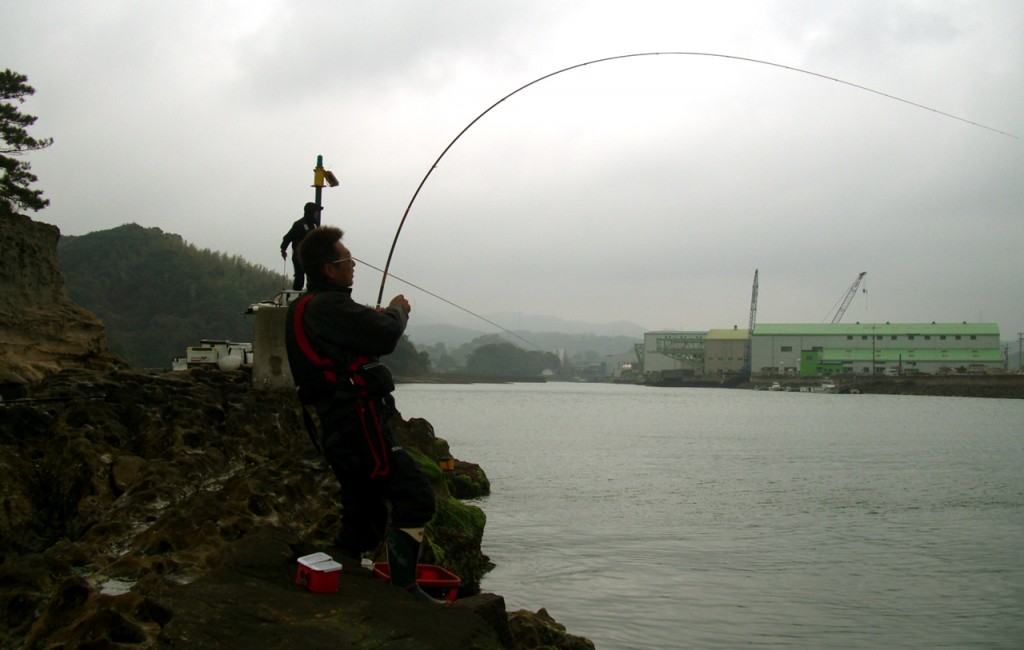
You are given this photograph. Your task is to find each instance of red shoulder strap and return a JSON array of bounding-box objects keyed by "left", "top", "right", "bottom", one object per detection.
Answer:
[{"left": 292, "top": 293, "right": 337, "bottom": 384}]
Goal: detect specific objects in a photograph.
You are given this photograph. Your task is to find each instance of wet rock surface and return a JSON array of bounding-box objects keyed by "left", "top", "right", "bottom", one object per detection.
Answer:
[{"left": 0, "top": 367, "right": 593, "bottom": 649}]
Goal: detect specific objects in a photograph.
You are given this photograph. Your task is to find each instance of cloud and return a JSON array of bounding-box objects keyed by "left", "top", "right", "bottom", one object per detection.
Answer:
[{"left": 2, "top": 0, "right": 1021, "bottom": 338}]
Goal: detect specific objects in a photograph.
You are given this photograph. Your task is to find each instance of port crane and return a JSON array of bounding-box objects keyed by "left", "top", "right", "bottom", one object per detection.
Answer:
[
  {"left": 828, "top": 271, "right": 867, "bottom": 324},
  {"left": 748, "top": 269, "right": 759, "bottom": 334},
  {"left": 742, "top": 269, "right": 759, "bottom": 374}
]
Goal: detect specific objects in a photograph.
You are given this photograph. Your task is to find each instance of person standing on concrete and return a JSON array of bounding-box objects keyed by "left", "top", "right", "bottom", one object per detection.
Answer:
[
  {"left": 284, "top": 225, "right": 440, "bottom": 603},
  {"left": 280, "top": 202, "right": 323, "bottom": 291}
]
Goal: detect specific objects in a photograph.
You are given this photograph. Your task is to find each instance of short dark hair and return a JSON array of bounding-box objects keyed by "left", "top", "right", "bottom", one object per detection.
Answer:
[{"left": 298, "top": 226, "right": 343, "bottom": 284}]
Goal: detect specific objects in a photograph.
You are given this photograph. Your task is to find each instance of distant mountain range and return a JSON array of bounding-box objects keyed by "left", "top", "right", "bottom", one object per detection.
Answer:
[
  {"left": 408, "top": 316, "right": 643, "bottom": 360},
  {"left": 410, "top": 312, "right": 643, "bottom": 343}
]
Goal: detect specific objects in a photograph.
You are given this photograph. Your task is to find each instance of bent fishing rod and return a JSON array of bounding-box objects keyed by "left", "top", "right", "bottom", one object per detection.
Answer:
[
  {"left": 354, "top": 256, "right": 542, "bottom": 351},
  {"left": 374, "top": 50, "right": 1017, "bottom": 309}
]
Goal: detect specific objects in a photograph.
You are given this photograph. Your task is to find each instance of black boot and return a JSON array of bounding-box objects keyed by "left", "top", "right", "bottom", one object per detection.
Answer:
[{"left": 386, "top": 529, "right": 449, "bottom": 605}]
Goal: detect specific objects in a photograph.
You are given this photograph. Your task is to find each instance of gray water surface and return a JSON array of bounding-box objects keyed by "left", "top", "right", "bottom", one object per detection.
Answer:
[{"left": 395, "top": 383, "right": 1024, "bottom": 649}]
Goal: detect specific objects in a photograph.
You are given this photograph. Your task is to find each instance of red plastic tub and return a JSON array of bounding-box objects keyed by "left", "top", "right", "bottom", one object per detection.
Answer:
[
  {"left": 295, "top": 552, "right": 342, "bottom": 593},
  {"left": 372, "top": 563, "right": 461, "bottom": 602}
]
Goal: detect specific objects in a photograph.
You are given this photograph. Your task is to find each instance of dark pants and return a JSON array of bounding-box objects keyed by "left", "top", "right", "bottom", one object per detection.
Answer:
[
  {"left": 320, "top": 397, "right": 436, "bottom": 555},
  {"left": 291, "top": 256, "right": 305, "bottom": 291}
]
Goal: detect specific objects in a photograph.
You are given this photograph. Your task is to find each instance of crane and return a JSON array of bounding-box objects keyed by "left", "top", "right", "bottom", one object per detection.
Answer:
[
  {"left": 742, "top": 269, "right": 759, "bottom": 374},
  {"left": 748, "top": 269, "right": 759, "bottom": 334},
  {"left": 830, "top": 271, "right": 867, "bottom": 324}
]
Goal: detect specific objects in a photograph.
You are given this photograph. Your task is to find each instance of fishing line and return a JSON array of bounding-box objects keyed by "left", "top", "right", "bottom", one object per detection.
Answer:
[
  {"left": 375, "top": 51, "right": 1017, "bottom": 307},
  {"left": 353, "top": 256, "right": 542, "bottom": 351}
]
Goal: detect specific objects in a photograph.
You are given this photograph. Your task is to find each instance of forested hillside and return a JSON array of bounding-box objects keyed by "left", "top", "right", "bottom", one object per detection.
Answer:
[
  {"left": 57, "top": 224, "right": 430, "bottom": 374},
  {"left": 58, "top": 224, "right": 288, "bottom": 368}
]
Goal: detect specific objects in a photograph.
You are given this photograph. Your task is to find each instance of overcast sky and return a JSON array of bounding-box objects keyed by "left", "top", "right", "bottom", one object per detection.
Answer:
[{"left": 4, "top": 1, "right": 1022, "bottom": 339}]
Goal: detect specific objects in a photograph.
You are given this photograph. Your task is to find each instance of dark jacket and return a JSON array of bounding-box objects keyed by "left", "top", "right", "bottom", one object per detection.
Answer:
[
  {"left": 285, "top": 280, "right": 408, "bottom": 406},
  {"left": 281, "top": 217, "right": 316, "bottom": 254}
]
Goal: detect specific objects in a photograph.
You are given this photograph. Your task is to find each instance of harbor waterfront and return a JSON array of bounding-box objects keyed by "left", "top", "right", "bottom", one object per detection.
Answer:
[{"left": 395, "top": 382, "right": 1024, "bottom": 649}]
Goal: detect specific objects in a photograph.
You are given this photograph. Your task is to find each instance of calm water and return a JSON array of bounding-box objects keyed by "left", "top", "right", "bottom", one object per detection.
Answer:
[{"left": 394, "top": 383, "right": 1024, "bottom": 649}]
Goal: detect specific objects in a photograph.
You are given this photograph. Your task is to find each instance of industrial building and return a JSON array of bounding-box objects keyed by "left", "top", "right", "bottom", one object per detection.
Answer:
[
  {"left": 641, "top": 322, "right": 1003, "bottom": 379},
  {"left": 639, "top": 267, "right": 1005, "bottom": 379},
  {"left": 640, "top": 331, "right": 706, "bottom": 377},
  {"left": 704, "top": 328, "right": 750, "bottom": 375},
  {"left": 751, "top": 322, "right": 1003, "bottom": 376}
]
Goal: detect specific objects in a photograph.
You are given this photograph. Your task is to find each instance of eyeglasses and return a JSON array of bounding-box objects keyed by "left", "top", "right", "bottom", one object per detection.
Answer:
[{"left": 329, "top": 257, "right": 353, "bottom": 265}]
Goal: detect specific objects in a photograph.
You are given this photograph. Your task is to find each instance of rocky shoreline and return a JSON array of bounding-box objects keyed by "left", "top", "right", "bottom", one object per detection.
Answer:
[
  {"left": 0, "top": 366, "right": 593, "bottom": 649},
  {"left": 0, "top": 212, "right": 593, "bottom": 649}
]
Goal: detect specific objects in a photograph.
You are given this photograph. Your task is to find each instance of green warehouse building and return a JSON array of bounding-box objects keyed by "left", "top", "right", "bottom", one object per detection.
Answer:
[{"left": 750, "top": 322, "right": 1002, "bottom": 377}]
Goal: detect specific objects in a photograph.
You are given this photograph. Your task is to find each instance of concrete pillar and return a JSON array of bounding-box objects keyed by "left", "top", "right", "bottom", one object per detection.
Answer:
[{"left": 252, "top": 304, "right": 295, "bottom": 389}]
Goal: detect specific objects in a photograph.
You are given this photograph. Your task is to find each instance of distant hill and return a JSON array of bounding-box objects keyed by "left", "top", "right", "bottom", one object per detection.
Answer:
[
  {"left": 406, "top": 323, "right": 492, "bottom": 349},
  {"left": 407, "top": 322, "right": 641, "bottom": 362},
  {"left": 57, "top": 224, "right": 642, "bottom": 371},
  {"left": 410, "top": 312, "right": 644, "bottom": 341},
  {"left": 478, "top": 312, "right": 646, "bottom": 338},
  {"left": 408, "top": 309, "right": 644, "bottom": 362},
  {"left": 58, "top": 224, "right": 287, "bottom": 368}
]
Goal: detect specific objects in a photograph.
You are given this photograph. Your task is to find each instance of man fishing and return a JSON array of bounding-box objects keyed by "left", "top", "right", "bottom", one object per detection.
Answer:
[{"left": 284, "top": 225, "right": 440, "bottom": 603}]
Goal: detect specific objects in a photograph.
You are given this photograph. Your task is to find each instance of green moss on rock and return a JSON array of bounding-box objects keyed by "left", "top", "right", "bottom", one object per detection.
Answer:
[{"left": 425, "top": 497, "right": 493, "bottom": 595}]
